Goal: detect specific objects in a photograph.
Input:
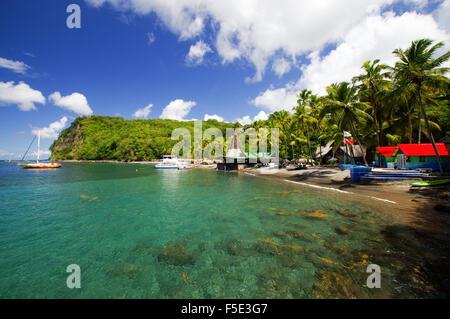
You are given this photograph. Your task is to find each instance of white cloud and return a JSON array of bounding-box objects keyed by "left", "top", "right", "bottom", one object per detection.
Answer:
[
  {"left": 86, "top": 0, "right": 410, "bottom": 82},
  {"left": 251, "top": 9, "right": 449, "bottom": 109},
  {"left": 272, "top": 58, "right": 292, "bottom": 77},
  {"left": 253, "top": 110, "right": 269, "bottom": 122},
  {"left": 86, "top": 1, "right": 449, "bottom": 87},
  {"left": 235, "top": 115, "right": 252, "bottom": 126},
  {"left": 48, "top": 91, "right": 93, "bottom": 116},
  {"left": 159, "top": 99, "right": 196, "bottom": 121},
  {"left": 87, "top": 0, "right": 205, "bottom": 39},
  {"left": 251, "top": 83, "right": 298, "bottom": 112},
  {"left": 204, "top": 114, "right": 224, "bottom": 122},
  {"left": 0, "top": 57, "right": 30, "bottom": 74},
  {"left": 235, "top": 110, "right": 269, "bottom": 125},
  {"left": 133, "top": 103, "right": 153, "bottom": 118},
  {"left": 147, "top": 32, "right": 156, "bottom": 45},
  {"left": 298, "top": 11, "right": 449, "bottom": 95},
  {"left": 186, "top": 40, "right": 212, "bottom": 65},
  {"left": 0, "top": 81, "right": 45, "bottom": 111},
  {"left": 0, "top": 149, "right": 15, "bottom": 158},
  {"left": 32, "top": 116, "right": 68, "bottom": 139},
  {"left": 435, "top": 0, "right": 450, "bottom": 33}
]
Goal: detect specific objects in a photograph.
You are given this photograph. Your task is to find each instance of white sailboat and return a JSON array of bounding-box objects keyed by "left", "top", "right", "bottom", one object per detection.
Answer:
[{"left": 20, "top": 131, "right": 62, "bottom": 169}]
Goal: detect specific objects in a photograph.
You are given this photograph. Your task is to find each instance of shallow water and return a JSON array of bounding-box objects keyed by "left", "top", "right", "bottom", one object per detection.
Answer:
[{"left": 0, "top": 162, "right": 436, "bottom": 298}]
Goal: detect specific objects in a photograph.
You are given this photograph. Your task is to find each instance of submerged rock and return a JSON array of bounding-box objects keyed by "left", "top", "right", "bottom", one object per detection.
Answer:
[
  {"left": 216, "top": 239, "right": 257, "bottom": 257},
  {"left": 278, "top": 254, "right": 304, "bottom": 268},
  {"left": 133, "top": 242, "right": 157, "bottom": 255},
  {"left": 335, "top": 226, "right": 350, "bottom": 235},
  {"left": 312, "top": 270, "right": 362, "bottom": 299},
  {"left": 198, "top": 240, "right": 208, "bottom": 252},
  {"left": 291, "top": 231, "right": 315, "bottom": 242},
  {"left": 158, "top": 240, "right": 196, "bottom": 266},
  {"left": 305, "top": 212, "right": 329, "bottom": 219},
  {"left": 335, "top": 209, "right": 357, "bottom": 217},
  {"left": 323, "top": 242, "right": 347, "bottom": 256},
  {"left": 109, "top": 263, "right": 141, "bottom": 278},
  {"left": 256, "top": 267, "right": 300, "bottom": 298},
  {"left": 253, "top": 238, "right": 303, "bottom": 256}
]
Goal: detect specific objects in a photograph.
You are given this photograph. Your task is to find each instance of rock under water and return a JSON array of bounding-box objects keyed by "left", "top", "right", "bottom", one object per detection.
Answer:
[{"left": 158, "top": 240, "right": 196, "bottom": 266}]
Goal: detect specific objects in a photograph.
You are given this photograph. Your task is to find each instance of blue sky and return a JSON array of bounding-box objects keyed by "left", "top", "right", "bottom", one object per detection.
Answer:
[{"left": 0, "top": 0, "right": 448, "bottom": 159}]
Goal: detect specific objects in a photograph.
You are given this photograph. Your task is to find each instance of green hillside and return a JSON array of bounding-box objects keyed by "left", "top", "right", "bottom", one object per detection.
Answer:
[{"left": 50, "top": 116, "right": 238, "bottom": 161}]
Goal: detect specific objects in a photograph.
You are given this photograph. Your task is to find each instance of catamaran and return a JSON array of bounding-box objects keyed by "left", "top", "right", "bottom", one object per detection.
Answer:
[{"left": 20, "top": 131, "right": 62, "bottom": 169}]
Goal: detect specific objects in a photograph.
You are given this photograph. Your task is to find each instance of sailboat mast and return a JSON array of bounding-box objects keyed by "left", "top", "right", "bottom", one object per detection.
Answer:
[{"left": 37, "top": 130, "right": 40, "bottom": 163}]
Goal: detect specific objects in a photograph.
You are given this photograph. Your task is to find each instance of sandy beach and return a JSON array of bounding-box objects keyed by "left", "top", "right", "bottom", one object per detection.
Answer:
[{"left": 240, "top": 165, "right": 450, "bottom": 223}]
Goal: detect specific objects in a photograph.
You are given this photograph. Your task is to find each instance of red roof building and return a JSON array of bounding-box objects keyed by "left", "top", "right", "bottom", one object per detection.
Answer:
[
  {"left": 376, "top": 146, "right": 397, "bottom": 157},
  {"left": 396, "top": 143, "right": 449, "bottom": 156}
]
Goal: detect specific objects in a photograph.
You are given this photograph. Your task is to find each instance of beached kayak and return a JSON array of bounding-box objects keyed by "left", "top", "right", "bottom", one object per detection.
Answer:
[{"left": 411, "top": 178, "right": 450, "bottom": 187}]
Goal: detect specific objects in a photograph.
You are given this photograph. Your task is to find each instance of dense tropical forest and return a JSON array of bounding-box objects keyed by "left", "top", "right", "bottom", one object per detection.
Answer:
[
  {"left": 51, "top": 39, "right": 449, "bottom": 167},
  {"left": 50, "top": 116, "right": 238, "bottom": 161}
]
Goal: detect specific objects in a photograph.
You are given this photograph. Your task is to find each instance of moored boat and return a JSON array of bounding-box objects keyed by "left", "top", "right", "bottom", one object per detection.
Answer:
[
  {"left": 178, "top": 162, "right": 193, "bottom": 170},
  {"left": 20, "top": 131, "right": 62, "bottom": 169},
  {"left": 155, "top": 155, "right": 181, "bottom": 169},
  {"left": 20, "top": 163, "right": 62, "bottom": 169},
  {"left": 411, "top": 178, "right": 450, "bottom": 187}
]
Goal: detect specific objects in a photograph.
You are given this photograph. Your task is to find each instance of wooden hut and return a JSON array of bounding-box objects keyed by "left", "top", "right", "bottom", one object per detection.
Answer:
[
  {"left": 339, "top": 144, "right": 366, "bottom": 165},
  {"left": 314, "top": 140, "right": 366, "bottom": 164}
]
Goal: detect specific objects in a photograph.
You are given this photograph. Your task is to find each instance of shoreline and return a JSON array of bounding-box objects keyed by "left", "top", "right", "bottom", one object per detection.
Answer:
[
  {"left": 54, "top": 159, "right": 160, "bottom": 164},
  {"left": 54, "top": 159, "right": 449, "bottom": 214},
  {"left": 56, "top": 160, "right": 448, "bottom": 198},
  {"left": 239, "top": 166, "right": 450, "bottom": 222}
]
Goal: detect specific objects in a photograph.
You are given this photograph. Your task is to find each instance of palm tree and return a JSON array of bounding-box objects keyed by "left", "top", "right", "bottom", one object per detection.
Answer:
[
  {"left": 353, "top": 59, "right": 391, "bottom": 148},
  {"left": 309, "top": 94, "right": 325, "bottom": 163},
  {"left": 294, "top": 89, "right": 317, "bottom": 163},
  {"left": 388, "top": 62, "right": 442, "bottom": 145},
  {"left": 392, "top": 39, "right": 449, "bottom": 174},
  {"left": 321, "top": 82, "right": 372, "bottom": 166},
  {"left": 289, "top": 131, "right": 306, "bottom": 159},
  {"left": 269, "top": 110, "right": 291, "bottom": 159}
]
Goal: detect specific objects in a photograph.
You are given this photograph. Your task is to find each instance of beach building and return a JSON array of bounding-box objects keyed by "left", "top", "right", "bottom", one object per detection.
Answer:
[
  {"left": 217, "top": 131, "right": 247, "bottom": 170},
  {"left": 340, "top": 145, "right": 366, "bottom": 165},
  {"left": 314, "top": 140, "right": 335, "bottom": 164},
  {"left": 375, "top": 146, "right": 397, "bottom": 168},
  {"left": 217, "top": 131, "right": 276, "bottom": 170},
  {"left": 394, "top": 143, "right": 450, "bottom": 171},
  {"left": 314, "top": 140, "right": 366, "bottom": 164}
]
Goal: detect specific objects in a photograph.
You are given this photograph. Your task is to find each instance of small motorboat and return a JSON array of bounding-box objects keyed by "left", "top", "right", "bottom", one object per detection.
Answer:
[
  {"left": 155, "top": 155, "right": 181, "bottom": 169},
  {"left": 178, "top": 162, "right": 193, "bottom": 170},
  {"left": 411, "top": 178, "right": 450, "bottom": 187}
]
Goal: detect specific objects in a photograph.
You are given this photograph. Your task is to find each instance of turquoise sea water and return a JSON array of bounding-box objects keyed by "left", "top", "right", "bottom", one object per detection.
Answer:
[{"left": 0, "top": 162, "right": 427, "bottom": 298}]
